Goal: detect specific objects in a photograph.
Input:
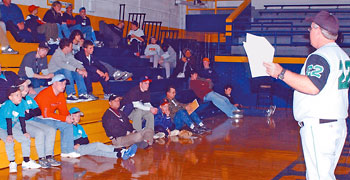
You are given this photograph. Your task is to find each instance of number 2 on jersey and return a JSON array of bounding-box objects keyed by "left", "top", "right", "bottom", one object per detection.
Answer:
[{"left": 338, "top": 60, "right": 350, "bottom": 89}]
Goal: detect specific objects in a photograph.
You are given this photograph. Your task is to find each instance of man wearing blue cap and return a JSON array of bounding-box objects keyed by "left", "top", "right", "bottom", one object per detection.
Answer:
[
  {"left": 264, "top": 11, "right": 349, "bottom": 179},
  {"left": 121, "top": 76, "right": 157, "bottom": 131}
]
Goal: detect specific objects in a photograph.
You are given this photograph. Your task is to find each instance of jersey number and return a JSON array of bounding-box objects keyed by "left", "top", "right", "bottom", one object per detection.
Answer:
[
  {"left": 338, "top": 60, "right": 350, "bottom": 89},
  {"left": 306, "top": 65, "right": 324, "bottom": 78}
]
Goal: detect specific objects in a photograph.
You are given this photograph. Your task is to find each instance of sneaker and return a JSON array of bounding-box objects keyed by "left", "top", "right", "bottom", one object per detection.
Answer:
[
  {"left": 88, "top": 94, "right": 98, "bottom": 100},
  {"left": 47, "top": 38, "right": 56, "bottom": 45},
  {"left": 190, "top": 127, "right": 204, "bottom": 135},
  {"left": 230, "top": 113, "right": 243, "bottom": 119},
  {"left": 67, "top": 94, "right": 80, "bottom": 103},
  {"left": 153, "top": 132, "right": 166, "bottom": 139},
  {"left": 199, "top": 125, "right": 211, "bottom": 133},
  {"left": 104, "top": 94, "right": 112, "bottom": 100},
  {"left": 53, "top": 38, "right": 60, "bottom": 45},
  {"left": 9, "top": 162, "right": 17, "bottom": 173},
  {"left": 121, "top": 72, "right": 133, "bottom": 81},
  {"left": 22, "top": 160, "right": 41, "bottom": 169},
  {"left": 94, "top": 41, "right": 104, "bottom": 47},
  {"left": 121, "top": 144, "right": 138, "bottom": 160},
  {"left": 38, "top": 158, "right": 51, "bottom": 168},
  {"left": 79, "top": 94, "right": 94, "bottom": 102},
  {"left": 2, "top": 46, "right": 19, "bottom": 54},
  {"left": 61, "top": 152, "right": 81, "bottom": 158},
  {"left": 46, "top": 157, "right": 61, "bottom": 166},
  {"left": 169, "top": 129, "right": 180, "bottom": 136},
  {"left": 266, "top": 105, "right": 276, "bottom": 117},
  {"left": 233, "top": 109, "right": 242, "bottom": 114}
]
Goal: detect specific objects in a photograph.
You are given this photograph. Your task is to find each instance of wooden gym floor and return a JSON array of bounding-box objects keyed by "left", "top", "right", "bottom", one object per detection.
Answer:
[{"left": 0, "top": 110, "right": 350, "bottom": 180}]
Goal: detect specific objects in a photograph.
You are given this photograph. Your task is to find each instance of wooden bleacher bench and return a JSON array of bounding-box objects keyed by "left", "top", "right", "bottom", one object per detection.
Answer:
[
  {"left": 264, "top": 4, "right": 350, "bottom": 9},
  {"left": 258, "top": 8, "right": 350, "bottom": 15}
]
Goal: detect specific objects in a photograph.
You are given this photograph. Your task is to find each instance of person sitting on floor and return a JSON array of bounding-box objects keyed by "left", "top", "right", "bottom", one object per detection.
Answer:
[
  {"left": 223, "top": 85, "right": 276, "bottom": 117},
  {"left": 48, "top": 38, "right": 93, "bottom": 103},
  {"left": 154, "top": 98, "right": 174, "bottom": 137},
  {"left": 0, "top": 86, "right": 41, "bottom": 173},
  {"left": 199, "top": 57, "right": 217, "bottom": 82},
  {"left": 75, "top": 40, "right": 112, "bottom": 100},
  {"left": 144, "top": 37, "right": 162, "bottom": 68},
  {"left": 18, "top": 42, "right": 53, "bottom": 89},
  {"left": 159, "top": 42, "right": 176, "bottom": 79},
  {"left": 70, "top": 107, "right": 138, "bottom": 160},
  {"left": 34, "top": 74, "right": 81, "bottom": 158},
  {"left": 127, "top": 21, "right": 145, "bottom": 56},
  {"left": 17, "top": 79, "right": 61, "bottom": 168},
  {"left": 189, "top": 71, "right": 243, "bottom": 119},
  {"left": 121, "top": 76, "right": 157, "bottom": 131},
  {"left": 102, "top": 94, "right": 154, "bottom": 149},
  {"left": 165, "top": 85, "right": 210, "bottom": 134}
]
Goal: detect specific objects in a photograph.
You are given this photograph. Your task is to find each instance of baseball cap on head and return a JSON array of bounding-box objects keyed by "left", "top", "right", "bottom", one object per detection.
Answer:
[
  {"left": 202, "top": 57, "right": 209, "bottom": 62},
  {"left": 48, "top": 74, "right": 69, "bottom": 85},
  {"left": 108, "top": 94, "right": 123, "bottom": 101},
  {"left": 139, "top": 76, "right": 152, "bottom": 83},
  {"left": 15, "top": 78, "right": 31, "bottom": 87},
  {"left": 306, "top": 10, "right": 339, "bottom": 35},
  {"left": 7, "top": 86, "right": 20, "bottom": 97},
  {"left": 69, "top": 107, "right": 84, "bottom": 116},
  {"left": 131, "top": 21, "right": 138, "bottom": 27},
  {"left": 28, "top": 5, "right": 39, "bottom": 13},
  {"left": 38, "top": 41, "right": 50, "bottom": 50},
  {"left": 79, "top": 7, "right": 86, "bottom": 12},
  {"left": 160, "top": 98, "right": 169, "bottom": 106}
]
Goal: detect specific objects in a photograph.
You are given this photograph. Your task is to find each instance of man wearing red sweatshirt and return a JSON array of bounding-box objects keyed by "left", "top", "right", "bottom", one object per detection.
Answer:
[
  {"left": 34, "top": 74, "right": 80, "bottom": 158},
  {"left": 189, "top": 71, "right": 243, "bottom": 118}
]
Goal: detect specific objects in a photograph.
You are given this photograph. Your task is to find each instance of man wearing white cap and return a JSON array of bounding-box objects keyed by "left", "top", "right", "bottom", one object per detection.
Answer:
[
  {"left": 34, "top": 74, "right": 80, "bottom": 158},
  {"left": 264, "top": 11, "right": 349, "bottom": 179}
]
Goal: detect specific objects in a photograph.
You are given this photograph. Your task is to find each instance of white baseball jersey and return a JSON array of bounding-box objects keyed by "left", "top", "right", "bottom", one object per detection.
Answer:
[
  {"left": 128, "top": 28, "right": 144, "bottom": 42},
  {"left": 293, "top": 42, "right": 350, "bottom": 121}
]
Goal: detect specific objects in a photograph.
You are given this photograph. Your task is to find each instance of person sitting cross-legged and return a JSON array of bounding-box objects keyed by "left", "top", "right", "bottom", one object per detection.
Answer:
[
  {"left": 153, "top": 98, "right": 175, "bottom": 137},
  {"left": 102, "top": 94, "right": 154, "bottom": 149},
  {"left": 165, "top": 85, "right": 210, "bottom": 134},
  {"left": 70, "top": 107, "right": 137, "bottom": 160},
  {"left": 75, "top": 40, "right": 112, "bottom": 100},
  {"left": 48, "top": 38, "right": 93, "bottom": 103}
]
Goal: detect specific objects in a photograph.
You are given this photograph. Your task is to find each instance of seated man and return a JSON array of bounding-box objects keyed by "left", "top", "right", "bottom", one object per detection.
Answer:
[
  {"left": 61, "top": 3, "right": 80, "bottom": 38},
  {"left": 70, "top": 107, "right": 137, "bottom": 160},
  {"left": 75, "top": 40, "right": 112, "bottom": 100},
  {"left": 154, "top": 99, "right": 174, "bottom": 136},
  {"left": 75, "top": 7, "right": 101, "bottom": 46},
  {"left": 223, "top": 85, "right": 276, "bottom": 117},
  {"left": 165, "top": 85, "right": 210, "bottom": 134},
  {"left": 34, "top": 74, "right": 80, "bottom": 158},
  {"left": 99, "top": 21, "right": 124, "bottom": 48},
  {"left": 102, "top": 94, "right": 154, "bottom": 149},
  {"left": 41, "top": 1, "right": 62, "bottom": 44},
  {"left": 127, "top": 21, "right": 145, "bottom": 56},
  {"left": 48, "top": 38, "right": 92, "bottom": 102},
  {"left": 189, "top": 71, "right": 243, "bottom": 118},
  {"left": 18, "top": 42, "right": 54, "bottom": 88},
  {"left": 0, "top": 63, "right": 19, "bottom": 104},
  {"left": 0, "top": 0, "right": 31, "bottom": 42},
  {"left": 121, "top": 76, "right": 158, "bottom": 131},
  {"left": 170, "top": 48, "right": 197, "bottom": 79},
  {"left": 144, "top": 37, "right": 162, "bottom": 68},
  {"left": 199, "top": 57, "right": 217, "bottom": 82}
]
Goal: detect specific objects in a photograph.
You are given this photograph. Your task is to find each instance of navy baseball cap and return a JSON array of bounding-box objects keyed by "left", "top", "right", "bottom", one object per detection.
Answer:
[
  {"left": 38, "top": 42, "right": 50, "bottom": 50},
  {"left": 79, "top": 7, "right": 86, "bottom": 12},
  {"left": 69, "top": 107, "right": 84, "bottom": 116},
  {"left": 7, "top": 86, "right": 20, "bottom": 97},
  {"left": 306, "top": 11, "right": 339, "bottom": 35},
  {"left": 108, "top": 94, "right": 123, "bottom": 101},
  {"left": 139, "top": 76, "right": 152, "bottom": 83}
]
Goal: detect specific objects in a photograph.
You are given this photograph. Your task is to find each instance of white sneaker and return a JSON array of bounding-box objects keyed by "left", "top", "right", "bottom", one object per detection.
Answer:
[
  {"left": 9, "top": 162, "right": 17, "bottom": 173},
  {"left": 22, "top": 160, "right": 41, "bottom": 169},
  {"left": 153, "top": 132, "right": 166, "bottom": 139},
  {"left": 47, "top": 38, "right": 56, "bottom": 45},
  {"left": 169, "top": 130, "right": 180, "bottom": 136},
  {"left": 61, "top": 152, "right": 81, "bottom": 158}
]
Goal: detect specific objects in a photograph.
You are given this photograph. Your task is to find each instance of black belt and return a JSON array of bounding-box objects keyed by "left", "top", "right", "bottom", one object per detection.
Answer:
[{"left": 299, "top": 119, "right": 337, "bottom": 128}]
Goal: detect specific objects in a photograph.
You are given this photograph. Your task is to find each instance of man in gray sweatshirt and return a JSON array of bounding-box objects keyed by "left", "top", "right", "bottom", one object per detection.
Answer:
[{"left": 48, "top": 38, "right": 92, "bottom": 103}]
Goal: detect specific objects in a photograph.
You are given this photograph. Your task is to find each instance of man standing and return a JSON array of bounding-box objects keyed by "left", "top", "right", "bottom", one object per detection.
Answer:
[
  {"left": 189, "top": 71, "right": 242, "bottom": 118},
  {"left": 264, "top": 11, "right": 349, "bottom": 180},
  {"left": 18, "top": 42, "right": 54, "bottom": 88},
  {"left": 34, "top": 74, "right": 80, "bottom": 158},
  {"left": 121, "top": 76, "right": 157, "bottom": 131},
  {"left": 75, "top": 40, "right": 112, "bottom": 99},
  {"left": 48, "top": 38, "right": 92, "bottom": 102}
]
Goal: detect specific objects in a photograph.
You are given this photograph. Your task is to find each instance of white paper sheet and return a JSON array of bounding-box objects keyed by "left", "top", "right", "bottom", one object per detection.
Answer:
[{"left": 243, "top": 33, "right": 275, "bottom": 78}]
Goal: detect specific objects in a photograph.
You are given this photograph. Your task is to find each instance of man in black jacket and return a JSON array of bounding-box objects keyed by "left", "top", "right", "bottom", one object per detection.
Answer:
[
  {"left": 75, "top": 40, "right": 111, "bottom": 99},
  {"left": 99, "top": 21, "right": 124, "bottom": 48},
  {"left": 102, "top": 94, "right": 154, "bottom": 148}
]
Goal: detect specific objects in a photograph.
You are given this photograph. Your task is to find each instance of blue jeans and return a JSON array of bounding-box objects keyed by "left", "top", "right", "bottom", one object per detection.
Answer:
[
  {"left": 204, "top": 91, "right": 238, "bottom": 117},
  {"left": 28, "top": 78, "right": 48, "bottom": 88},
  {"left": 81, "top": 26, "right": 93, "bottom": 42},
  {"left": 33, "top": 118, "right": 74, "bottom": 154},
  {"left": 54, "top": 69, "right": 87, "bottom": 95},
  {"left": 173, "top": 109, "right": 202, "bottom": 130},
  {"left": 59, "top": 24, "right": 81, "bottom": 38}
]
